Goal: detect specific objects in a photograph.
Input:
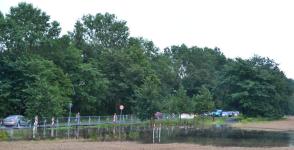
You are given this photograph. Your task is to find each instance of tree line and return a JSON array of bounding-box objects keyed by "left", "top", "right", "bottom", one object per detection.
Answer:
[{"left": 0, "top": 3, "right": 293, "bottom": 119}]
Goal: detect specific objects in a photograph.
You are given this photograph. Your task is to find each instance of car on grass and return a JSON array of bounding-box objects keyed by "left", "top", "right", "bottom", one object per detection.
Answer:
[
  {"left": 3, "top": 115, "right": 30, "bottom": 128},
  {"left": 211, "top": 109, "right": 223, "bottom": 117}
]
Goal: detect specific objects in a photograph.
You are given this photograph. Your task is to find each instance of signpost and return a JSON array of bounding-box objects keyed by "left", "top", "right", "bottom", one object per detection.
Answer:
[
  {"left": 68, "top": 103, "right": 72, "bottom": 126},
  {"left": 119, "top": 105, "right": 124, "bottom": 123}
]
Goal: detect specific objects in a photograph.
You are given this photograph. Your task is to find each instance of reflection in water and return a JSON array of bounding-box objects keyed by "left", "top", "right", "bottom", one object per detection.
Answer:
[
  {"left": 51, "top": 128, "right": 54, "bottom": 137},
  {"left": 2, "top": 125, "right": 294, "bottom": 147},
  {"left": 153, "top": 123, "right": 161, "bottom": 143},
  {"left": 75, "top": 126, "right": 80, "bottom": 139},
  {"left": 7, "top": 128, "right": 14, "bottom": 140}
]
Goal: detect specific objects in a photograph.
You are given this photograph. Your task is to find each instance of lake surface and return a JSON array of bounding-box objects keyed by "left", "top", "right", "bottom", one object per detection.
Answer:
[{"left": 2, "top": 124, "right": 294, "bottom": 147}]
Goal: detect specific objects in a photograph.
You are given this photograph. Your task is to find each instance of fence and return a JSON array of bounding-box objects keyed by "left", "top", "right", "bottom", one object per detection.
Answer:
[
  {"left": 36, "top": 114, "right": 141, "bottom": 128},
  {"left": 0, "top": 113, "right": 182, "bottom": 129}
]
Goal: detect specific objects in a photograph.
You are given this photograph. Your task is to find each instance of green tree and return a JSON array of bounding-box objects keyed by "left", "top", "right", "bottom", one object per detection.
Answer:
[
  {"left": 217, "top": 56, "right": 290, "bottom": 118},
  {"left": 286, "top": 79, "right": 294, "bottom": 114},
  {"left": 163, "top": 85, "right": 191, "bottom": 114},
  {"left": 0, "top": 54, "right": 72, "bottom": 118},
  {"left": 99, "top": 45, "right": 154, "bottom": 114},
  {"left": 134, "top": 75, "right": 161, "bottom": 120},
  {"left": 0, "top": 54, "right": 25, "bottom": 117},
  {"left": 0, "top": 3, "right": 61, "bottom": 52},
  {"left": 168, "top": 45, "right": 226, "bottom": 96},
  {"left": 191, "top": 86, "right": 215, "bottom": 114},
  {"left": 71, "top": 13, "right": 129, "bottom": 60},
  {"left": 0, "top": 11, "right": 5, "bottom": 52},
  {"left": 20, "top": 55, "right": 72, "bottom": 118},
  {"left": 71, "top": 62, "right": 109, "bottom": 115}
]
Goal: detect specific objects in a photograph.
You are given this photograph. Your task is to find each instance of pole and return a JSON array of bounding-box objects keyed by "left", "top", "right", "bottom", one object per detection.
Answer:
[
  {"left": 68, "top": 103, "right": 72, "bottom": 126},
  {"left": 120, "top": 109, "right": 122, "bottom": 123}
]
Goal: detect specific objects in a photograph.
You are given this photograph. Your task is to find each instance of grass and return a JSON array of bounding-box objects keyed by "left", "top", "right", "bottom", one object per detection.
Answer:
[
  {"left": 0, "top": 130, "right": 8, "bottom": 140},
  {"left": 151, "top": 116, "right": 227, "bottom": 127},
  {"left": 232, "top": 115, "right": 287, "bottom": 125}
]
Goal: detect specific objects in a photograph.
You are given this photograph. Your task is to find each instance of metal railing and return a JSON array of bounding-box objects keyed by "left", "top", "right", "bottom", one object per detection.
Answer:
[
  {"left": 36, "top": 114, "right": 141, "bottom": 128},
  {"left": 0, "top": 113, "right": 182, "bottom": 129}
]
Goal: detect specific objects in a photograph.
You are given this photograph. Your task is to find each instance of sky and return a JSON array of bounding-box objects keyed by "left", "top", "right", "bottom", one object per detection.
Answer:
[{"left": 1, "top": 0, "right": 294, "bottom": 79}]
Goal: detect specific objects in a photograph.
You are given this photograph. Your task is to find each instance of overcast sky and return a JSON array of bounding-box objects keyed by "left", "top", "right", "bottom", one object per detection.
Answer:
[{"left": 1, "top": 0, "right": 294, "bottom": 79}]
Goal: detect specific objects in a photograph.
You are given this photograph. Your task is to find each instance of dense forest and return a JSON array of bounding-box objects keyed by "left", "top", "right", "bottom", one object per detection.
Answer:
[{"left": 0, "top": 3, "right": 293, "bottom": 119}]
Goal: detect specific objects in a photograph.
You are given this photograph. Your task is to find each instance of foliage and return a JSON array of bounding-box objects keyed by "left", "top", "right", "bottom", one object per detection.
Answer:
[
  {"left": 0, "top": 3, "right": 60, "bottom": 52},
  {"left": 71, "top": 62, "right": 109, "bottom": 115},
  {"left": 70, "top": 12, "right": 129, "bottom": 61},
  {"left": 191, "top": 86, "right": 215, "bottom": 114},
  {"left": 0, "top": 54, "right": 72, "bottom": 118},
  {"left": 0, "top": 2, "right": 292, "bottom": 119},
  {"left": 0, "top": 131, "right": 8, "bottom": 140},
  {"left": 163, "top": 85, "right": 190, "bottom": 114},
  {"left": 217, "top": 56, "right": 291, "bottom": 118},
  {"left": 134, "top": 75, "right": 161, "bottom": 120}
]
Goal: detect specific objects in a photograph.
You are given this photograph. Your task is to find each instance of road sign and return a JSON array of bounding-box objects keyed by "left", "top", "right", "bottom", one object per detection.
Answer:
[{"left": 119, "top": 105, "right": 124, "bottom": 110}]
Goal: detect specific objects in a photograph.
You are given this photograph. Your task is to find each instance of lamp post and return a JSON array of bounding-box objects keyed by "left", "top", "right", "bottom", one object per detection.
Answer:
[
  {"left": 68, "top": 103, "right": 73, "bottom": 126},
  {"left": 119, "top": 105, "right": 124, "bottom": 123}
]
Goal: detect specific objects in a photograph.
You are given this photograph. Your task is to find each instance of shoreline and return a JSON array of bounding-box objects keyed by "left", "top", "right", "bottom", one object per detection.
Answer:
[
  {"left": 232, "top": 116, "right": 294, "bottom": 132},
  {"left": 0, "top": 140, "right": 293, "bottom": 150},
  {"left": 1, "top": 117, "right": 294, "bottom": 149}
]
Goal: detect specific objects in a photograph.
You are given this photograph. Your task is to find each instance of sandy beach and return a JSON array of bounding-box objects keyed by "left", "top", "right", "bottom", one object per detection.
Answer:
[
  {"left": 0, "top": 140, "right": 294, "bottom": 150},
  {"left": 232, "top": 116, "right": 294, "bottom": 131}
]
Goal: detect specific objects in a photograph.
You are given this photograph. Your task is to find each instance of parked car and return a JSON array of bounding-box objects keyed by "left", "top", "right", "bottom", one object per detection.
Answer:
[
  {"left": 3, "top": 115, "right": 30, "bottom": 128},
  {"left": 221, "top": 111, "right": 230, "bottom": 117},
  {"left": 180, "top": 113, "right": 195, "bottom": 119},
  {"left": 211, "top": 109, "right": 223, "bottom": 117},
  {"left": 221, "top": 111, "right": 240, "bottom": 117}
]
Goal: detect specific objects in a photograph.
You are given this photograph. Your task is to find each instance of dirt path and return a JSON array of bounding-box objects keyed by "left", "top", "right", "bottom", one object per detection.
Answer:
[
  {"left": 0, "top": 140, "right": 293, "bottom": 150},
  {"left": 232, "top": 116, "right": 294, "bottom": 131}
]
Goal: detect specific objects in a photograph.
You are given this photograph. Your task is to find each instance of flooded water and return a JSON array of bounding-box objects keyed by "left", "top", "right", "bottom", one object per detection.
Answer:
[{"left": 2, "top": 124, "right": 294, "bottom": 147}]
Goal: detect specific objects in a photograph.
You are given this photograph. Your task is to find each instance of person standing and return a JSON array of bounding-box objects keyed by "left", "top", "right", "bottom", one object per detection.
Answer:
[
  {"left": 34, "top": 115, "right": 38, "bottom": 128},
  {"left": 51, "top": 117, "right": 55, "bottom": 127},
  {"left": 113, "top": 113, "right": 117, "bottom": 123},
  {"left": 76, "top": 112, "right": 80, "bottom": 125},
  {"left": 33, "top": 115, "right": 38, "bottom": 139}
]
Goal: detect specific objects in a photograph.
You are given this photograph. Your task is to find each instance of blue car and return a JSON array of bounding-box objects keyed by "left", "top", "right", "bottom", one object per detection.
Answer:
[{"left": 211, "top": 109, "right": 223, "bottom": 117}]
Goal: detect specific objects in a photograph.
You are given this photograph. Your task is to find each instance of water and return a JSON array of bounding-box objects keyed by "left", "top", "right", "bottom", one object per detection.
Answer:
[{"left": 2, "top": 125, "right": 294, "bottom": 147}]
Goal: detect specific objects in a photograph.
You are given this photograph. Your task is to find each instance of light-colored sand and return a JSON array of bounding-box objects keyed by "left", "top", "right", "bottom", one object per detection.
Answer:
[
  {"left": 0, "top": 140, "right": 293, "bottom": 150},
  {"left": 233, "top": 116, "right": 294, "bottom": 131}
]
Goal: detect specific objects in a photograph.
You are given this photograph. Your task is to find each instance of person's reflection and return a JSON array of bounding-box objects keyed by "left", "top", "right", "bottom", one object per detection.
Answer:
[
  {"left": 75, "top": 125, "right": 80, "bottom": 139},
  {"left": 50, "top": 117, "right": 55, "bottom": 137},
  {"left": 152, "top": 123, "right": 161, "bottom": 143}
]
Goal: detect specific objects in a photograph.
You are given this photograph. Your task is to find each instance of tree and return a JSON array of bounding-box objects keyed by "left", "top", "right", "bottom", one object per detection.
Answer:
[
  {"left": 0, "top": 53, "right": 72, "bottom": 118},
  {"left": 98, "top": 45, "right": 155, "bottom": 114},
  {"left": 217, "top": 56, "right": 290, "bottom": 118},
  {"left": 168, "top": 45, "right": 226, "bottom": 96},
  {"left": 163, "top": 85, "right": 191, "bottom": 114},
  {"left": 0, "top": 11, "right": 5, "bottom": 52},
  {"left": 134, "top": 75, "right": 161, "bottom": 120},
  {"left": 286, "top": 79, "right": 294, "bottom": 114},
  {"left": 71, "top": 13, "right": 129, "bottom": 60},
  {"left": 191, "top": 86, "right": 215, "bottom": 114},
  {"left": 71, "top": 62, "right": 109, "bottom": 115},
  {"left": 128, "top": 37, "right": 159, "bottom": 60},
  {"left": 0, "top": 3, "right": 61, "bottom": 52}
]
